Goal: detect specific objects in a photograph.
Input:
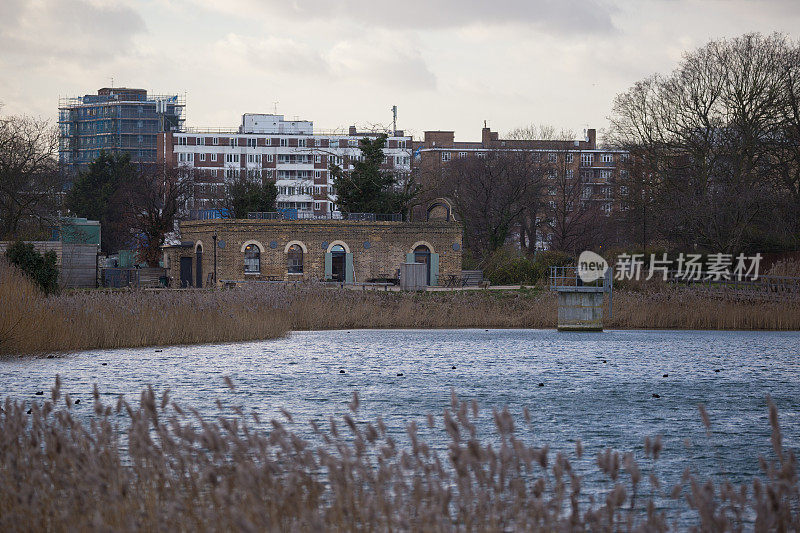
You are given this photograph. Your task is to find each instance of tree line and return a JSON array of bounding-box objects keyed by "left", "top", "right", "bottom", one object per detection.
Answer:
[
  {"left": 609, "top": 32, "right": 800, "bottom": 254},
  {"left": 421, "top": 32, "right": 800, "bottom": 266}
]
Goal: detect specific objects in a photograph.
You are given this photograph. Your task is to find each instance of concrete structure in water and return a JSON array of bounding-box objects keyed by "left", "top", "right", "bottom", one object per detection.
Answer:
[
  {"left": 549, "top": 266, "right": 611, "bottom": 331},
  {"left": 555, "top": 288, "right": 605, "bottom": 331}
]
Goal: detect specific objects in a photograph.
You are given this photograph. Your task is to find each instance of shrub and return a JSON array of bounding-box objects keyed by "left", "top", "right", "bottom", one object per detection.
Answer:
[
  {"left": 533, "top": 250, "right": 574, "bottom": 269},
  {"left": 4, "top": 241, "right": 59, "bottom": 295},
  {"left": 482, "top": 247, "right": 542, "bottom": 285}
]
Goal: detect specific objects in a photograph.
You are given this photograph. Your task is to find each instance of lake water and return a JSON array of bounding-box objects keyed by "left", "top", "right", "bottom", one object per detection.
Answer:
[{"left": 2, "top": 329, "right": 799, "bottom": 496}]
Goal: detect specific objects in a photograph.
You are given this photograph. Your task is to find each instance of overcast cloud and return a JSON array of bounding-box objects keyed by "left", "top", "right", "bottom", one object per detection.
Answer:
[{"left": 2, "top": 0, "right": 800, "bottom": 140}]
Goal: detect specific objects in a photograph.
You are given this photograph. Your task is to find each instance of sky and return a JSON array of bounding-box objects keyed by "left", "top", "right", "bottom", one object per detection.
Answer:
[{"left": 2, "top": 0, "right": 800, "bottom": 141}]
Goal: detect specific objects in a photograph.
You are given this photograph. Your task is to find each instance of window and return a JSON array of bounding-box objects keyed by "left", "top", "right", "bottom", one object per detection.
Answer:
[
  {"left": 600, "top": 170, "right": 612, "bottom": 181},
  {"left": 230, "top": 138, "right": 237, "bottom": 146},
  {"left": 581, "top": 153, "right": 594, "bottom": 165},
  {"left": 314, "top": 155, "right": 322, "bottom": 163},
  {"left": 247, "top": 138, "right": 257, "bottom": 148},
  {"left": 601, "top": 153, "right": 614, "bottom": 163},
  {"left": 441, "top": 152, "right": 451, "bottom": 162},
  {"left": 177, "top": 136, "right": 187, "bottom": 145},
  {"left": 603, "top": 202, "right": 612, "bottom": 215},
  {"left": 287, "top": 244, "right": 303, "bottom": 274},
  {"left": 199, "top": 153, "right": 206, "bottom": 162},
  {"left": 458, "top": 152, "right": 468, "bottom": 158},
  {"left": 267, "top": 154, "right": 274, "bottom": 163},
  {"left": 314, "top": 202, "right": 321, "bottom": 211},
  {"left": 211, "top": 169, "right": 218, "bottom": 178},
  {"left": 621, "top": 153, "right": 629, "bottom": 162},
  {"left": 565, "top": 169, "right": 574, "bottom": 179},
  {"left": 348, "top": 139, "right": 357, "bottom": 147},
  {"left": 211, "top": 153, "right": 217, "bottom": 162},
  {"left": 244, "top": 245, "right": 260, "bottom": 274},
  {"left": 548, "top": 152, "right": 557, "bottom": 163},
  {"left": 213, "top": 137, "right": 219, "bottom": 145},
  {"left": 280, "top": 138, "right": 288, "bottom": 147},
  {"left": 197, "top": 137, "right": 205, "bottom": 145},
  {"left": 476, "top": 152, "right": 486, "bottom": 159},
  {"left": 298, "top": 139, "right": 306, "bottom": 147}
]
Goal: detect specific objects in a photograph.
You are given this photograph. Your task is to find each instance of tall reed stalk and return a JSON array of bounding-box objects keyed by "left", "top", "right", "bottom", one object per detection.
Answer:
[{"left": 0, "top": 379, "right": 796, "bottom": 531}]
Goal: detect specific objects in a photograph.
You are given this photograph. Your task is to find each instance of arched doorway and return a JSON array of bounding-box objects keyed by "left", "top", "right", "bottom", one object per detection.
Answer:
[
  {"left": 195, "top": 244, "right": 203, "bottom": 288},
  {"left": 330, "top": 244, "right": 346, "bottom": 282},
  {"left": 413, "top": 244, "right": 431, "bottom": 285}
]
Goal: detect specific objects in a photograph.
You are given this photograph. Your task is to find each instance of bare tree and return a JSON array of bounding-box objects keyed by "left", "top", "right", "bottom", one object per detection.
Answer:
[
  {"left": 609, "top": 33, "right": 799, "bottom": 252},
  {"left": 120, "top": 165, "right": 195, "bottom": 267},
  {"left": 506, "top": 124, "right": 559, "bottom": 141},
  {"left": 0, "top": 114, "right": 63, "bottom": 239},
  {"left": 442, "top": 151, "right": 546, "bottom": 258}
]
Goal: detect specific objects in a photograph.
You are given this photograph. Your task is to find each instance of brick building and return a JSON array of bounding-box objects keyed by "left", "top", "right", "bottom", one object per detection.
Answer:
[
  {"left": 412, "top": 126, "right": 629, "bottom": 249},
  {"left": 163, "top": 211, "right": 462, "bottom": 288},
  {"left": 157, "top": 113, "right": 412, "bottom": 218}
]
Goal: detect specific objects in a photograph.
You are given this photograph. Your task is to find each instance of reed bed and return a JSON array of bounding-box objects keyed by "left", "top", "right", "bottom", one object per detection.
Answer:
[
  {"left": 0, "top": 260, "right": 290, "bottom": 356},
  {"left": 3, "top": 255, "right": 799, "bottom": 358},
  {"left": 0, "top": 379, "right": 797, "bottom": 531},
  {"left": 287, "top": 285, "right": 800, "bottom": 331}
]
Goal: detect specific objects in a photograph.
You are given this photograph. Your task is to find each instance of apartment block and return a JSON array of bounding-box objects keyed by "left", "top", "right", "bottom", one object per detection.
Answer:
[
  {"left": 158, "top": 113, "right": 412, "bottom": 218},
  {"left": 412, "top": 126, "right": 629, "bottom": 248},
  {"left": 58, "top": 87, "right": 185, "bottom": 176}
]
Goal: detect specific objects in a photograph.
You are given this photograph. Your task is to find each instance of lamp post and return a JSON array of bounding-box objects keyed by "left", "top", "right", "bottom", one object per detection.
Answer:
[{"left": 212, "top": 232, "right": 218, "bottom": 286}]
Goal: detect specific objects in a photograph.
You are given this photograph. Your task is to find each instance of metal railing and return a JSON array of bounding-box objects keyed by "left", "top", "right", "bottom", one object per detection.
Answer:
[
  {"left": 187, "top": 209, "right": 232, "bottom": 220},
  {"left": 549, "top": 265, "right": 609, "bottom": 291},
  {"left": 247, "top": 211, "right": 403, "bottom": 222}
]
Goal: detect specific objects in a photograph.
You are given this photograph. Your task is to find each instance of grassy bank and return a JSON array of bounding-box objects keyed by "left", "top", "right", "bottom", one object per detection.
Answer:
[
  {"left": 2, "top": 259, "right": 799, "bottom": 357},
  {"left": 0, "top": 261, "right": 290, "bottom": 356},
  {"left": 1, "top": 380, "right": 796, "bottom": 531}
]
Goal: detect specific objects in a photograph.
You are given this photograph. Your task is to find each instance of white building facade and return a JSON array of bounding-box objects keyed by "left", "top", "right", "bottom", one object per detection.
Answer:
[{"left": 158, "top": 113, "right": 412, "bottom": 217}]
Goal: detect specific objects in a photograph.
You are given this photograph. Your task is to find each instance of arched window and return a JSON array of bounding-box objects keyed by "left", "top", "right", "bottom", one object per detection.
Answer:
[
  {"left": 287, "top": 244, "right": 303, "bottom": 274},
  {"left": 244, "top": 244, "right": 260, "bottom": 273}
]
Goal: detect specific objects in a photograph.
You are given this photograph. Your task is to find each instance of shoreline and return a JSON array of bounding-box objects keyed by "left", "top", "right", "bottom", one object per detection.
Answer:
[{"left": 3, "top": 262, "right": 799, "bottom": 356}]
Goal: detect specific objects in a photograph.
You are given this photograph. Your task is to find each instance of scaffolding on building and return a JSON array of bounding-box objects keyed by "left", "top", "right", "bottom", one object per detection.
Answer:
[{"left": 58, "top": 91, "right": 186, "bottom": 171}]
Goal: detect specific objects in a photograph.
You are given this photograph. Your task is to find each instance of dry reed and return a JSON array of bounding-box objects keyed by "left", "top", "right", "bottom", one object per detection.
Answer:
[
  {"left": 287, "top": 285, "right": 800, "bottom": 331},
  {"left": 3, "top": 256, "right": 799, "bottom": 358},
  {"left": 0, "top": 260, "right": 290, "bottom": 356},
  {"left": 0, "top": 379, "right": 796, "bottom": 531}
]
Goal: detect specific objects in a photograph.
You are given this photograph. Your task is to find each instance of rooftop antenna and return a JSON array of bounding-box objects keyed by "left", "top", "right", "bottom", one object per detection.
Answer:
[
  {"left": 391, "top": 105, "right": 397, "bottom": 136},
  {"left": 273, "top": 101, "right": 279, "bottom": 115},
  {"left": 110, "top": 76, "right": 114, "bottom": 88}
]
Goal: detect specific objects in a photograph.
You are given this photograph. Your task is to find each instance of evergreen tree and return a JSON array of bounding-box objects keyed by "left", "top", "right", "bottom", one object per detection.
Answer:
[
  {"left": 330, "top": 134, "right": 417, "bottom": 215},
  {"left": 226, "top": 176, "right": 278, "bottom": 218},
  {"left": 65, "top": 152, "right": 135, "bottom": 253}
]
